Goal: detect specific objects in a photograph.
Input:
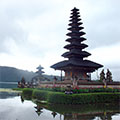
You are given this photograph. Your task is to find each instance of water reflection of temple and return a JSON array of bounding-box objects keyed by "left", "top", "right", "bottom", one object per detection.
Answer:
[
  {"left": 33, "top": 101, "right": 120, "bottom": 120},
  {"left": 64, "top": 112, "right": 114, "bottom": 120},
  {"left": 21, "top": 95, "right": 120, "bottom": 120},
  {"left": 34, "top": 104, "right": 43, "bottom": 116},
  {"left": 37, "top": 7, "right": 120, "bottom": 89},
  {"left": 51, "top": 111, "right": 57, "bottom": 118},
  {"left": 34, "top": 104, "right": 58, "bottom": 118}
]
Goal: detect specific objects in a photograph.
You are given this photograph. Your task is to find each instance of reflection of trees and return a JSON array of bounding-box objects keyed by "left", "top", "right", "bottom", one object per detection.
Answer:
[
  {"left": 51, "top": 111, "right": 57, "bottom": 118},
  {"left": 0, "top": 92, "right": 18, "bottom": 99},
  {"left": 99, "top": 112, "right": 112, "bottom": 120},
  {"left": 46, "top": 103, "right": 120, "bottom": 120},
  {"left": 34, "top": 105, "right": 43, "bottom": 116},
  {"left": 64, "top": 113, "right": 95, "bottom": 120},
  {"left": 20, "top": 95, "right": 24, "bottom": 103},
  {"left": 22, "top": 97, "right": 120, "bottom": 120},
  {"left": 64, "top": 112, "right": 114, "bottom": 120}
]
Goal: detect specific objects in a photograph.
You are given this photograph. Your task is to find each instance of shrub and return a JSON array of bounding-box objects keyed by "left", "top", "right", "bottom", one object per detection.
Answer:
[
  {"left": 48, "top": 92, "right": 73, "bottom": 104},
  {"left": 22, "top": 88, "right": 120, "bottom": 104},
  {"left": 32, "top": 90, "right": 48, "bottom": 101},
  {"left": 72, "top": 88, "right": 120, "bottom": 93},
  {"left": 73, "top": 88, "right": 89, "bottom": 93},
  {"left": 22, "top": 88, "right": 34, "bottom": 99},
  {"left": 48, "top": 92, "right": 120, "bottom": 104},
  {"left": 36, "top": 87, "right": 120, "bottom": 93}
]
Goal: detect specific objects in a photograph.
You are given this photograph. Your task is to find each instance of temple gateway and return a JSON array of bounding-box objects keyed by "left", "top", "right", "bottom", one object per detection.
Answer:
[{"left": 51, "top": 7, "right": 103, "bottom": 82}]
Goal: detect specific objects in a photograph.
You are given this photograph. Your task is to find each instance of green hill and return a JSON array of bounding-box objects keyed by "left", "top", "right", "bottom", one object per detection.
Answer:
[
  {"left": 0, "top": 66, "right": 35, "bottom": 82},
  {"left": 0, "top": 66, "right": 60, "bottom": 82}
]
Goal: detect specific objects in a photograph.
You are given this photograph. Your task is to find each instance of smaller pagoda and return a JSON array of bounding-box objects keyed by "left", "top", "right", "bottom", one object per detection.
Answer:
[
  {"left": 51, "top": 7, "right": 103, "bottom": 82},
  {"left": 31, "top": 65, "right": 45, "bottom": 85},
  {"left": 36, "top": 65, "right": 44, "bottom": 75}
]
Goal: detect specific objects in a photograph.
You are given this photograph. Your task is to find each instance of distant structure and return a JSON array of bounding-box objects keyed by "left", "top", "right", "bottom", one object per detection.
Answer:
[
  {"left": 35, "top": 65, "right": 45, "bottom": 82},
  {"left": 31, "top": 65, "right": 51, "bottom": 86},
  {"left": 31, "top": 65, "right": 45, "bottom": 86},
  {"left": 51, "top": 7, "right": 103, "bottom": 82},
  {"left": 36, "top": 65, "right": 45, "bottom": 75}
]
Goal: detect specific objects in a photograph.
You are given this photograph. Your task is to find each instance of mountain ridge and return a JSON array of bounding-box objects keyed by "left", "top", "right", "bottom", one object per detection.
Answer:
[
  {"left": 0, "top": 66, "right": 59, "bottom": 82},
  {"left": 0, "top": 66, "right": 35, "bottom": 82}
]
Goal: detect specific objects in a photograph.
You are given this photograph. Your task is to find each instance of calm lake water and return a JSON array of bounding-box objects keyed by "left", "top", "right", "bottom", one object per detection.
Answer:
[
  {"left": 0, "top": 90, "right": 120, "bottom": 120},
  {"left": 0, "top": 82, "right": 17, "bottom": 88}
]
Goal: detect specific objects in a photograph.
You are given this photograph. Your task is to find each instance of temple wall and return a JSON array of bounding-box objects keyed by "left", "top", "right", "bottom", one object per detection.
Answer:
[
  {"left": 64, "top": 70, "right": 91, "bottom": 81},
  {"left": 37, "top": 81, "right": 120, "bottom": 89}
]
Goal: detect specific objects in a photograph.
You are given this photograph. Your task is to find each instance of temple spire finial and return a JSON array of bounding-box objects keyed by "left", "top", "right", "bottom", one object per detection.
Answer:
[{"left": 71, "top": 7, "right": 79, "bottom": 11}]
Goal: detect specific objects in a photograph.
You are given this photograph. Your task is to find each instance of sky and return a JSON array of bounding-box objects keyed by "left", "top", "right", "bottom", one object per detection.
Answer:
[{"left": 0, "top": 0, "right": 120, "bottom": 81}]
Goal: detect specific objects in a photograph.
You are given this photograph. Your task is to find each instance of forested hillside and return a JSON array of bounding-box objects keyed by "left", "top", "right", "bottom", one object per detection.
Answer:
[
  {"left": 0, "top": 66, "right": 60, "bottom": 82},
  {"left": 0, "top": 66, "right": 36, "bottom": 82}
]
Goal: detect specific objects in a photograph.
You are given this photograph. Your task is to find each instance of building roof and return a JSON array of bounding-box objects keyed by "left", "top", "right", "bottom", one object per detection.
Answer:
[
  {"left": 66, "top": 31, "right": 86, "bottom": 37},
  {"left": 51, "top": 7, "right": 103, "bottom": 72},
  {"left": 51, "top": 59, "right": 103, "bottom": 72},
  {"left": 64, "top": 43, "right": 88, "bottom": 50},
  {"left": 62, "top": 50, "right": 91, "bottom": 58},
  {"left": 66, "top": 37, "right": 86, "bottom": 43}
]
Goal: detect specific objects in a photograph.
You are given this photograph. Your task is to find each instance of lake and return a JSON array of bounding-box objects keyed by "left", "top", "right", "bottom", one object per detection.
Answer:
[
  {"left": 0, "top": 82, "right": 17, "bottom": 88},
  {"left": 0, "top": 90, "right": 120, "bottom": 120}
]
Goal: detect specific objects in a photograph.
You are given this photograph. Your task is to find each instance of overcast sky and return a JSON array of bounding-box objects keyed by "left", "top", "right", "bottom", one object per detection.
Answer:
[{"left": 0, "top": 0, "right": 120, "bottom": 81}]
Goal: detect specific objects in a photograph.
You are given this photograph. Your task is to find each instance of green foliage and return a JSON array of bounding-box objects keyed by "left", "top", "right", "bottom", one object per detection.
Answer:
[
  {"left": 21, "top": 77, "right": 26, "bottom": 84},
  {"left": 37, "top": 87, "right": 120, "bottom": 93},
  {"left": 100, "top": 69, "right": 105, "bottom": 82},
  {"left": 0, "top": 66, "right": 60, "bottom": 83},
  {"left": 106, "top": 69, "right": 113, "bottom": 82},
  {"left": 22, "top": 88, "right": 34, "bottom": 99},
  {"left": 47, "top": 103, "right": 119, "bottom": 115},
  {"left": 32, "top": 90, "right": 48, "bottom": 101},
  {"left": 48, "top": 92, "right": 73, "bottom": 104},
  {"left": 37, "top": 87, "right": 55, "bottom": 91},
  {"left": 72, "top": 88, "right": 120, "bottom": 93},
  {"left": 73, "top": 88, "right": 89, "bottom": 93},
  {"left": 52, "top": 87, "right": 65, "bottom": 92},
  {"left": 48, "top": 92, "right": 120, "bottom": 104},
  {"left": 0, "top": 66, "right": 35, "bottom": 82},
  {"left": 37, "top": 87, "right": 65, "bottom": 92},
  {"left": 22, "top": 88, "right": 120, "bottom": 104}
]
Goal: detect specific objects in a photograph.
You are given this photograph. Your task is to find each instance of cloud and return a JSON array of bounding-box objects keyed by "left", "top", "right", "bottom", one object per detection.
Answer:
[
  {"left": 79, "top": 0, "right": 120, "bottom": 49},
  {"left": 89, "top": 42, "right": 120, "bottom": 64},
  {"left": 0, "top": 0, "right": 64, "bottom": 53},
  {"left": 88, "top": 42, "right": 120, "bottom": 81},
  {"left": 0, "top": 0, "right": 67, "bottom": 75},
  {"left": 0, "top": 0, "right": 119, "bottom": 81}
]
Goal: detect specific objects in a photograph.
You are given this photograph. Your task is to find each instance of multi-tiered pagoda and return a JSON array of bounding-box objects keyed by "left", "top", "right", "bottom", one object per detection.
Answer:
[
  {"left": 36, "top": 65, "right": 44, "bottom": 75},
  {"left": 51, "top": 7, "right": 103, "bottom": 82}
]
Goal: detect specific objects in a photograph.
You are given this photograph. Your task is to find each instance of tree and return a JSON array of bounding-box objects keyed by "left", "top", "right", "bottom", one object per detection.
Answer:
[
  {"left": 100, "top": 69, "right": 105, "bottom": 82},
  {"left": 20, "top": 77, "right": 26, "bottom": 88},
  {"left": 106, "top": 69, "right": 113, "bottom": 82},
  {"left": 21, "top": 77, "right": 26, "bottom": 84}
]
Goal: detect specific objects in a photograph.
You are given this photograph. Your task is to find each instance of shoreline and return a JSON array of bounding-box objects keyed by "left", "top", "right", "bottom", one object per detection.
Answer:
[{"left": 0, "top": 88, "right": 21, "bottom": 93}]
